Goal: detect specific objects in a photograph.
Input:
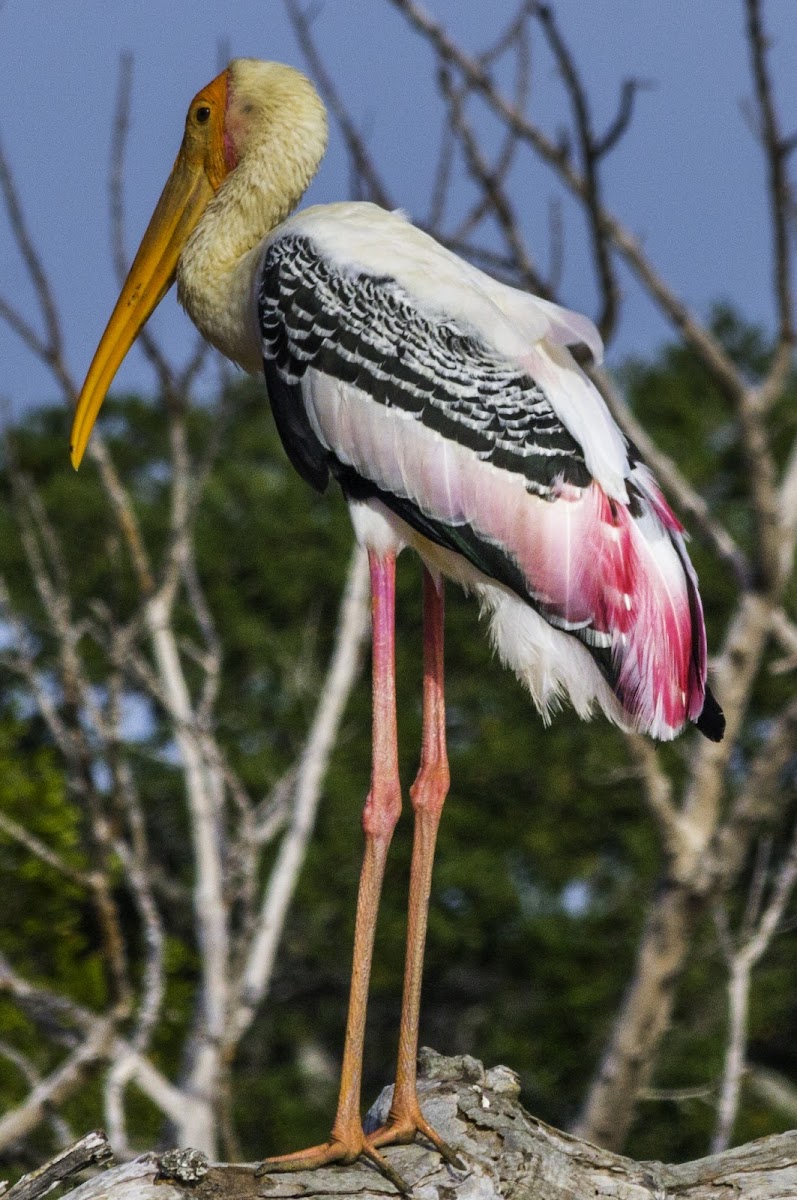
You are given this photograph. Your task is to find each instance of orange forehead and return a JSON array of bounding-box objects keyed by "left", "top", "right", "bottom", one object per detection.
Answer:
[{"left": 188, "top": 68, "right": 231, "bottom": 189}]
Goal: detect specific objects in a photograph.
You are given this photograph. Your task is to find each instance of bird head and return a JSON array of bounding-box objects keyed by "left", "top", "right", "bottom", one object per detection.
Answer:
[{"left": 69, "top": 59, "right": 326, "bottom": 469}]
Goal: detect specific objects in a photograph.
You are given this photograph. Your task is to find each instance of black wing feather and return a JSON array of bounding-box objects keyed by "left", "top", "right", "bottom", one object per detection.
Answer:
[{"left": 258, "top": 233, "right": 591, "bottom": 498}]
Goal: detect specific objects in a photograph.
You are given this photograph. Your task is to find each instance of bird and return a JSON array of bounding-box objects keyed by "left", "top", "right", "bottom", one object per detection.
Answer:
[{"left": 70, "top": 59, "right": 724, "bottom": 1190}]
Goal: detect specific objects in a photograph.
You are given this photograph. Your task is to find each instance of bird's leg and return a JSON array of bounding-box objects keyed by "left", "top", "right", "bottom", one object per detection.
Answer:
[
  {"left": 369, "top": 569, "right": 461, "bottom": 1167},
  {"left": 259, "top": 550, "right": 408, "bottom": 1192}
]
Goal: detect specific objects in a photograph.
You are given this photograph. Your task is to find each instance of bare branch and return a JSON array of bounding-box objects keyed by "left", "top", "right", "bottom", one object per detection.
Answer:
[
  {"left": 111, "top": 820, "right": 165, "bottom": 1055},
  {"left": 285, "top": 0, "right": 394, "bottom": 210},
  {"left": 709, "top": 690, "right": 797, "bottom": 885},
  {"left": 0, "top": 132, "right": 64, "bottom": 364},
  {"left": 0, "top": 1018, "right": 117, "bottom": 1153},
  {"left": 571, "top": 879, "right": 698, "bottom": 1147},
  {"left": 108, "top": 52, "right": 175, "bottom": 395},
  {"left": 595, "top": 79, "right": 651, "bottom": 159},
  {"left": 440, "top": 28, "right": 531, "bottom": 257},
  {"left": 622, "top": 735, "right": 683, "bottom": 863},
  {"left": 426, "top": 117, "right": 456, "bottom": 231},
  {"left": 88, "top": 440, "right": 155, "bottom": 597},
  {"left": 0, "top": 955, "right": 188, "bottom": 1129},
  {"left": 769, "top": 606, "right": 797, "bottom": 672},
  {"left": 0, "top": 1041, "right": 74, "bottom": 1150},
  {"left": 0, "top": 297, "right": 51, "bottom": 368},
  {"left": 712, "top": 823, "right": 797, "bottom": 1152},
  {"left": 747, "top": 1064, "right": 797, "bottom": 1122},
  {"left": 110, "top": 52, "right": 134, "bottom": 291},
  {"left": 5, "top": 1131, "right": 113, "bottom": 1200},
  {"left": 478, "top": 1, "right": 535, "bottom": 67},
  {"left": 546, "top": 196, "right": 565, "bottom": 295},
  {"left": 388, "top": 0, "right": 748, "bottom": 402},
  {"left": 0, "top": 812, "right": 90, "bottom": 890},
  {"left": 227, "top": 543, "right": 370, "bottom": 1050},
  {"left": 438, "top": 67, "right": 549, "bottom": 297},
  {"left": 534, "top": 4, "right": 620, "bottom": 340},
  {"left": 745, "top": 0, "right": 795, "bottom": 401}
]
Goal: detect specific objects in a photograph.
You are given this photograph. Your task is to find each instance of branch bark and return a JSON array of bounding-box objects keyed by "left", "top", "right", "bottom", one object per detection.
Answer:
[
  {"left": 0, "top": 1018, "right": 117, "bottom": 1153},
  {"left": 4, "top": 1132, "right": 113, "bottom": 1200},
  {"left": 28, "top": 1052, "right": 797, "bottom": 1200}
]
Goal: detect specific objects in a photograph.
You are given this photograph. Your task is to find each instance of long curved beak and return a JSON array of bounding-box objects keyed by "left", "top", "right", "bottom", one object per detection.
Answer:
[
  {"left": 70, "top": 70, "right": 229, "bottom": 469},
  {"left": 69, "top": 156, "right": 214, "bottom": 469}
]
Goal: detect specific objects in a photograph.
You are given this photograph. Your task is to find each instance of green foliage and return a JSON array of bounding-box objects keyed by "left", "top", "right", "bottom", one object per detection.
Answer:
[{"left": 0, "top": 310, "right": 796, "bottom": 1166}]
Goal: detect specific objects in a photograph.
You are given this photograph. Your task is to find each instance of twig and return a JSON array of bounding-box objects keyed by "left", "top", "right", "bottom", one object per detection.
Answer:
[
  {"left": 285, "top": 0, "right": 394, "bottom": 210},
  {"left": 388, "top": 0, "right": 748, "bottom": 404},
  {"left": 0, "top": 812, "right": 90, "bottom": 890},
  {"left": 109, "top": 52, "right": 134, "bottom": 291},
  {"left": 709, "top": 691, "right": 797, "bottom": 886},
  {"left": 622, "top": 735, "right": 683, "bottom": 864},
  {"left": 745, "top": 0, "right": 795, "bottom": 408},
  {"left": 5, "top": 1132, "right": 113, "bottom": 1200},
  {"left": 0, "top": 1019, "right": 117, "bottom": 1152},
  {"left": 638, "top": 1083, "right": 715, "bottom": 1105},
  {"left": 0, "top": 132, "right": 64, "bottom": 364},
  {"left": 8, "top": 471, "right": 133, "bottom": 1012},
  {"left": 438, "top": 67, "right": 549, "bottom": 297},
  {"left": 0, "top": 1042, "right": 74, "bottom": 1150},
  {"left": 534, "top": 4, "right": 620, "bottom": 340},
  {"left": 478, "top": 1, "right": 535, "bottom": 68},
  {"left": 546, "top": 196, "right": 564, "bottom": 295},
  {"left": 426, "top": 118, "right": 456, "bottom": 231},
  {"left": 443, "top": 14, "right": 532, "bottom": 255},
  {"left": 711, "top": 823, "right": 797, "bottom": 1152},
  {"left": 0, "top": 955, "right": 187, "bottom": 1128},
  {"left": 595, "top": 79, "right": 651, "bottom": 159},
  {"left": 226, "top": 543, "right": 370, "bottom": 1050},
  {"left": 747, "top": 1064, "right": 797, "bottom": 1122},
  {"left": 108, "top": 52, "right": 174, "bottom": 395},
  {"left": 769, "top": 606, "right": 797, "bottom": 672}
]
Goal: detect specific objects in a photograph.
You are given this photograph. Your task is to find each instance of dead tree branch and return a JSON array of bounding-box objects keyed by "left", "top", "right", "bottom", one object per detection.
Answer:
[
  {"left": 711, "top": 827, "right": 797, "bottom": 1152},
  {"left": 19, "top": 1053, "right": 797, "bottom": 1200}
]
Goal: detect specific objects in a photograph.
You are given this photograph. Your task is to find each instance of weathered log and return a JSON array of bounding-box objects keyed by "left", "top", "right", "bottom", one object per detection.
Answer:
[{"left": 7, "top": 1051, "right": 797, "bottom": 1200}]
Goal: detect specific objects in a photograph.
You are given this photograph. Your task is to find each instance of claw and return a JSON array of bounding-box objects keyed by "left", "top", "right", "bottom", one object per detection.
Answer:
[
  {"left": 256, "top": 1137, "right": 412, "bottom": 1195},
  {"left": 368, "top": 1108, "right": 465, "bottom": 1172}
]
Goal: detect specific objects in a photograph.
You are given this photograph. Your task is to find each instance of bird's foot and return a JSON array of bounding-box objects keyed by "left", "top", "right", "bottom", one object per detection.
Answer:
[
  {"left": 257, "top": 1133, "right": 411, "bottom": 1195},
  {"left": 368, "top": 1104, "right": 465, "bottom": 1171}
]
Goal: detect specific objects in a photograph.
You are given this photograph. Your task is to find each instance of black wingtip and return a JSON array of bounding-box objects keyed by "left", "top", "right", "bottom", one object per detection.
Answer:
[{"left": 695, "top": 686, "right": 725, "bottom": 742}]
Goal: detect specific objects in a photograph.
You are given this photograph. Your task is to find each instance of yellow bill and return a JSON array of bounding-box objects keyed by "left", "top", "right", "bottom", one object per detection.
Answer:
[{"left": 70, "top": 69, "right": 230, "bottom": 469}]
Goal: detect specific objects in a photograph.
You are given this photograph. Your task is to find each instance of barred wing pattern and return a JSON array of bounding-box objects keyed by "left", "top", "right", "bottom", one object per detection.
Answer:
[
  {"left": 259, "top": 234, "right": 591, "bottom": 497},
  {"left": 258, "top": 230, "right": 721, "bottom": 741}
]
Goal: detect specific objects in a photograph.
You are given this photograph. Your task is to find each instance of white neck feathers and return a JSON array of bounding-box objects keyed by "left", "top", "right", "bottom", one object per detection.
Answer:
[{"left": 176, "top": 61, "right": 328, "bottom": 374}]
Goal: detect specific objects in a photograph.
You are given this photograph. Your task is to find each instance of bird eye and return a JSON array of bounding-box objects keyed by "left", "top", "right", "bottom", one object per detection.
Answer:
[{"left": 195, "top": 106, "right": 211, "bottom": 123}]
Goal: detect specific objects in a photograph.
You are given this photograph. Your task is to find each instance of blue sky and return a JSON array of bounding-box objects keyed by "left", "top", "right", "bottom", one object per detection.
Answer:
[{"left": 1, "top": 2, "right": 795, "bottom": 420}]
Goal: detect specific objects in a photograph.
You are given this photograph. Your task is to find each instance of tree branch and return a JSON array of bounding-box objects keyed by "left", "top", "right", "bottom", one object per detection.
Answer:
[
  {"left": 285, "top": 0, "right": 395, "bottom": 210},
  {"left": 0, "top": 1018, "right": 117, "bottom": 1153},
  {"left": 227, "top": 543, "right": 370, "bottom": 1050},
  {"left": 388, "top": 0, "right": 747, "bottom": 402},
  {"left": 534, "top": 3, "right": 620, "bottom": 341},
  {"left": 32, "top": 1052, "right": 797, "bottom": 1200},
  {"left": 745, "top": 0, "right": 795, "bottom": 405}
]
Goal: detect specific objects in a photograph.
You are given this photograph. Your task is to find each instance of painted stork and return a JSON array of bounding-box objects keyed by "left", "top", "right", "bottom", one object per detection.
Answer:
[{"left": 70, "top": 60, "right": 724, "bottom": 1189}]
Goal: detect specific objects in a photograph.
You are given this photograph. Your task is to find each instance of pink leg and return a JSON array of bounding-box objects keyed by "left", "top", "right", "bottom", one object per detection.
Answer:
[
  {"left": 259, "top": 551, "right": 408, "bottom": 1192},
  {"left": 369, "top": 569, "right": 460, "bottom": 1165}
]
